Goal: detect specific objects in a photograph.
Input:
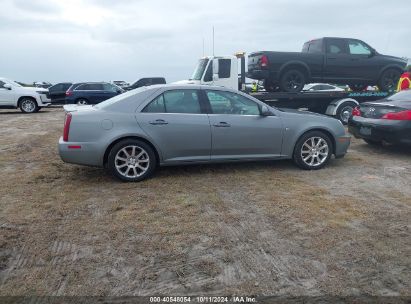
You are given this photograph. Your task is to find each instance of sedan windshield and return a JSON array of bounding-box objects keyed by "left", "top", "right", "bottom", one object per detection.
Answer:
[
  {"left": 190, "top": 59, "right": 209, "bottom": 80},
  {"left": 386, "top": 90, "right": 411, "bottom": 101}
]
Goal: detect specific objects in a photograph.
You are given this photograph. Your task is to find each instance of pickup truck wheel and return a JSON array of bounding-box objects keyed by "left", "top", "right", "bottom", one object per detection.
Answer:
[
  {"left": 336, "top": 101, "right": 357, "bottom": 125},
  {"left": 293, "top": 131, "right": 332, "bottom": 170},
  {"left": 378, "top": 69, "right": 401, "bottom": 92},
  {"left": 19, "top": 98, "right": 39, "bottom": 113},
  {"left": 280, "top": 69, "right": 306, "bottom": 92}
]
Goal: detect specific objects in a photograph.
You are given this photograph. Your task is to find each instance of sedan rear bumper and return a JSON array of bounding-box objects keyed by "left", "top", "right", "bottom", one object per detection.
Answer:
[
  {"left": 348, "top": 117, "right": 411, "bottom": 145},
  {"left": 58, "top": 137, "right": 104, "bottom": 167}
]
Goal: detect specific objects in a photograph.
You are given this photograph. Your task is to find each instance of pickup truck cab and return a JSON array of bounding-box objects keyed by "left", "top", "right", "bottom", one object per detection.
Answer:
[
  {"left": 0, "top": 77, "right": 51, "bottom": 113},
  {"left": 248, "top": 37, "right": 407, "bottom": 92}
]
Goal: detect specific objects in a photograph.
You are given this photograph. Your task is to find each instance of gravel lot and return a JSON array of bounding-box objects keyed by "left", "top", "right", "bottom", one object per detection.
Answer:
[{"left": 0, "top": 107, "right": 410, "bottom": 297}]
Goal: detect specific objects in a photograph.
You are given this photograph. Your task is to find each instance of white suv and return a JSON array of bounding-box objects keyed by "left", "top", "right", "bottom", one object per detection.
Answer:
[{"left": 0, "top": 78, "right": 51, "bottom": 113}]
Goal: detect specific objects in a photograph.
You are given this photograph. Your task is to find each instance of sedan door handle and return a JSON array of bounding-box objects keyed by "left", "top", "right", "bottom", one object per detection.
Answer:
[
  {"left": 213, "top": 122, "right": 231, "bottom": 127},
  {"left": 149, "top": 119, "right": 168, "bottom": 125},
  {"left": 327, "top": 57, "right": 337, "bottom": 60}
]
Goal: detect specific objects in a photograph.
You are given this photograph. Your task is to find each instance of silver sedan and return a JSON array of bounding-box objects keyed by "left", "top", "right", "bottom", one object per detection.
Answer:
[{"left": 59, "top": 84, "right": 351, "bottom": 182}]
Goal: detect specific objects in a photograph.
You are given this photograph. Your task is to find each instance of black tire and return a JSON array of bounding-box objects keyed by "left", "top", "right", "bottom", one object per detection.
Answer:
[
  {"left": 293, "top": 131, "right": 333, "bottom": 170},
  {"left": 280, "top": 69, "right": 306, "bottom": 92},
  {"left": 107, "top": 139, "right": 156, "bottom": 182},
  {"left": 336, "top": 101, "right": 357, "bottom": 125},
  {"left": 76, "top": 98, "right": 89, "bottom": 105},
  {"left": 363, "top": 139, "right": 382, "bottom": 146},
  {"left": 349, "top": 84, "right": 367, "bottom": 92},
  {"left": 19, "top": 97, "right": 39, "bottom": 113},
  {"left": 264, "top": 79, "right": 279, "bottom": 92},
  {"left": 378, "top": 68, "right": 402, "bottom": 92}
]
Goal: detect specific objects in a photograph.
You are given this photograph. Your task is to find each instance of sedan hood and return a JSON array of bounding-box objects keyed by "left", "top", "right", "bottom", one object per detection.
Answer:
[{"left": 279, "top": 107, "right": 327, "bottom": 117}]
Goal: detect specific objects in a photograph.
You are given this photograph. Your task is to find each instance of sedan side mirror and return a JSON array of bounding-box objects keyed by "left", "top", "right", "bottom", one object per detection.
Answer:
[
  {"left": 3, "top": 84, "right": 12, "bottom": 90},
  {"left": 260, "top": 105, "right": 273, "bottom": 116}
]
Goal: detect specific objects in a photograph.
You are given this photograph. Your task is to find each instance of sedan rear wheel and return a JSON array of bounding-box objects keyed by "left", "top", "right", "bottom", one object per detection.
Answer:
[
  {"left": 108, "top": 139, "right": 156, "bottom": 182},
  {"left": 293, "top": 131, "right": 332, "bottom": 170}
]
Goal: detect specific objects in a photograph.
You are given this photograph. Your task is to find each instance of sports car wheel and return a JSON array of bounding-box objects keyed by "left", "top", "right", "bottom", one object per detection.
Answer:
[{"left": 293, "top": 131, "right": 332, "bottom": 170}]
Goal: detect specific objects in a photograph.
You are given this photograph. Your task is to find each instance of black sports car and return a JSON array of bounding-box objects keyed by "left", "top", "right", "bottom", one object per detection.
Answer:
[{"left": 348, "top": 90, "right": 411, "bottom": 145}]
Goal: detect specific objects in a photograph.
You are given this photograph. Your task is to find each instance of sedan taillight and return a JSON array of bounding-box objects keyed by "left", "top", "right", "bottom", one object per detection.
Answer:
[
  {"left": 63, "top": 113, "right": 72, "bottom": 142},
  {"left": 381, "top": 110, "right": 411, "bottom": 121},
  {"left": 352, "top": 106, "right": 361, "bottom": 117}
]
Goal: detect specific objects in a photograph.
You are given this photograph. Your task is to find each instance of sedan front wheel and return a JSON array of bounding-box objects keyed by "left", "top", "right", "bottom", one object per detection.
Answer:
[
  {"left": 108, "top": 139, "right": 156, "bottom": 182},
  {"left": 293, "top": 131, "right": 332, "bottom": 170}
]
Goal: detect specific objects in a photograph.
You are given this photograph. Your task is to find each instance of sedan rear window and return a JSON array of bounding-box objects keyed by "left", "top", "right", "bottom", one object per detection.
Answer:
[
  {"left": 94, "top": 86, "right": 149, "bottom": 109},
  {"left": 387, "top": 90, "right": 411, "bottom": 101}
]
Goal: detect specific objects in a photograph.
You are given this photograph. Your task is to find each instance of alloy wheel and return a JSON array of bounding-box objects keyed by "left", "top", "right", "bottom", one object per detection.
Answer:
[
  {"left": 21, "top": 99, "right": 36, "bottom": 113},
  {"left": 300, "top": 137, "right": 329, "bottom": 167},
  {"left": 381, "top": 70, "right": 399, "bottom": 91},
  {"left": 114, "top": 145, "right": 150, "bottom": 178},
  {"left": 285, "top": 73, "right": 303, "bottom": 90}
]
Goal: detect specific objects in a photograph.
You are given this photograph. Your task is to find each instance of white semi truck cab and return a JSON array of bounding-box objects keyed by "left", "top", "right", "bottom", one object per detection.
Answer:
[{"left": 176, "top": 55, "right": 241, "bottom": 90}]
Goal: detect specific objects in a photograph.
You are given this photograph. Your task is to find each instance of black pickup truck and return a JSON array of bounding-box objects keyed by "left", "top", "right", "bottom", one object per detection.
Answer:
[{"left": 248, "top": 37, "right": 407, "bottom": 93}]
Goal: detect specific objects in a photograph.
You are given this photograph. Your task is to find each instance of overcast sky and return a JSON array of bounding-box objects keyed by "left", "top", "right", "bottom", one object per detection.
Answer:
[{"left": 1, "top": 0, "right": 410, "bottom": 84}]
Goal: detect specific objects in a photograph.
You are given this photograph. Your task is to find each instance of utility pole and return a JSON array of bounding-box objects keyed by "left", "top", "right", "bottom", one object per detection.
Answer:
[{"left": 212, "top": 26, "right": 215, "bottom": 56}]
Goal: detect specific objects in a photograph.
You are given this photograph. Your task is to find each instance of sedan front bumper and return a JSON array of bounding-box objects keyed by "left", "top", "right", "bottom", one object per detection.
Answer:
[
  {"left": 348, "top": 117, "right": 411, "bottom": 145},
  {"left": 335, "top": 134, "right": 351, "bottom": 158}
]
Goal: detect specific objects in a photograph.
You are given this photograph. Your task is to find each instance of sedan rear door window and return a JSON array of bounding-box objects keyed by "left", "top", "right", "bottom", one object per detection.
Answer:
[{"left": 143, "top": 90, "right": 201, "bottom": 114}]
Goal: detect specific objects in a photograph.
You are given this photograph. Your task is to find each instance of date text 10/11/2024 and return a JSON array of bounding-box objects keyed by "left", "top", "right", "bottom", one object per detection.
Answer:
[{"left": 149, "top": 296, "right": 257, "bottom": 303}]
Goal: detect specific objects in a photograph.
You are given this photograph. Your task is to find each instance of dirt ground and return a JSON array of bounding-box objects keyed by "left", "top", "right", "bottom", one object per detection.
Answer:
[{"left": 0, "top": 107, "right": 410, "bottom": 297}]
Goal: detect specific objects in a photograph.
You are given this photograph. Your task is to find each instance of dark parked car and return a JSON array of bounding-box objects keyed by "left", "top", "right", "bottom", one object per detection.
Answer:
[
  {"left": 348, "top": 90, "right": 411, "bottom": 146},
  {"left": 248, "top": 37, "right": 407, "bottom": 93},
  {"left": 65, "top": 82, "right": 124, "bottom": 105},
  {"left": 124, "top": 77, "right": 166, "bottom": 91},
  {"left": 48, "top": 82, "right": 72, "bottom": 104}
]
